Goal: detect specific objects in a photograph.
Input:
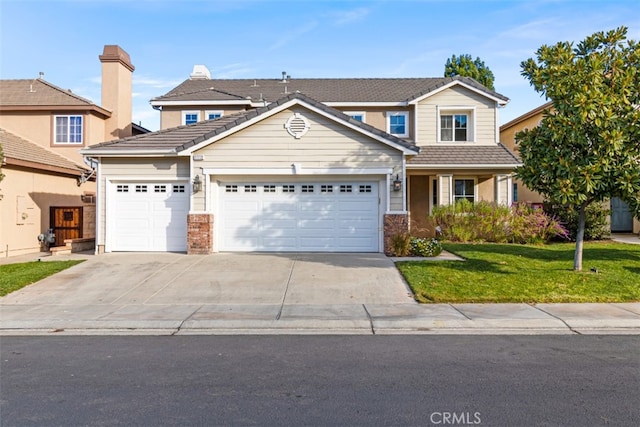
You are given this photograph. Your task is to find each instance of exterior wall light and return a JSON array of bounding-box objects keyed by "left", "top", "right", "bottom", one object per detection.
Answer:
[
  {"left": 193, "top": 174, "right": 202, "bottom": 193},
  {"left": 393, "top": 175, "right": 402, "bottom": 192}
]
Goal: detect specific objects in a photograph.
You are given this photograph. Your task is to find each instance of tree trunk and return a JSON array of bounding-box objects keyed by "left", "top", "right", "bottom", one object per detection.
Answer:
[{"left": 574, "top": 203, "right": 587, "bottom": 271}]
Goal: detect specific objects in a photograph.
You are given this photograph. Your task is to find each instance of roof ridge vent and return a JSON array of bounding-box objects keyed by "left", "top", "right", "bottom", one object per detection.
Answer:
[{"left": 190, "top": 65, "right": 211, "bottom": 80}]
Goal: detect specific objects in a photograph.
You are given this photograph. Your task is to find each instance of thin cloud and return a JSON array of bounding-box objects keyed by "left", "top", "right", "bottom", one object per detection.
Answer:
[
  {"left": 268, "top": 21, "right": 318, "bottom": 51},
  {"left": 330, "top": 7, "right": 371, "bottom": 26}
]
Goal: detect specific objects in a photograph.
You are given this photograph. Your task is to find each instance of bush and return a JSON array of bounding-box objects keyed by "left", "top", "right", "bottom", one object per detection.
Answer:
[
  {"left": 543, "top": 202, "right": 610, "bottom": 241},
  {"left": 390, "top": 232, "right": 412, "bottom": 257},
  {"left": 410, "top": 237, "right": 443, "bottom": 257},
  {"left": 432, "top": 201, "right": 569, "bottom": 243}
]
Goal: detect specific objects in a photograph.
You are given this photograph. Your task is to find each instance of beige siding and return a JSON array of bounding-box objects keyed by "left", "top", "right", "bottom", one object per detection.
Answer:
[
  {"left": 193, "top": 106, "right": 404, "bottom": 211},
  {"left": 415, "top": 85, "right": 498, "bottom": 146}
]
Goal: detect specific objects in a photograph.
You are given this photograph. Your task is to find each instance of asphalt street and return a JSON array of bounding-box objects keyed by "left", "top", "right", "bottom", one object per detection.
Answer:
[{"left": 1, "top": 335, "right": 639, "bottom": 426}]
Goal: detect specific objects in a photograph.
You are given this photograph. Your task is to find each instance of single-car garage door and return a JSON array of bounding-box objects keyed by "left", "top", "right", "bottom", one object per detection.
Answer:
[
  {"left": 110, "top": 182, "right": 189, "bottom": 252},
  {"left": 219, "top": 182, "right": 379, "bottom": 252}
]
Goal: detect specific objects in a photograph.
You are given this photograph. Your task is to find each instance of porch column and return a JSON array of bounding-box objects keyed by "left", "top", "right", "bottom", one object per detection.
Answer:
[
  {"left": 495, "top": 174, "right": 513, "bottom": 205},
  {"left": 438, "top": 174, "right": 453, "bottom": 206}
]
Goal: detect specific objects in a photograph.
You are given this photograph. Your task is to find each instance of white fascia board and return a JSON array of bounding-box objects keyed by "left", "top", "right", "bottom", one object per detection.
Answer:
[
  {"left": 408, "top": 164, "right": 521, "bottom": 169},
  {"left": 204, "top": 167, "right": 394, "bottom": 176},
  {"left": 408, "top": 80, "right": 509, "bottom": 105},
  {"left": 150, "top": 99, "right": 251, "bottom": 107},
  {"left": 324, "top": 101, "right": 406, "bottom": 107}
]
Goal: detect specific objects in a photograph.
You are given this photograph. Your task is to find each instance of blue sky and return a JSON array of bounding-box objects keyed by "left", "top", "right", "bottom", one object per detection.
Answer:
[{"left": 1, "top": 0, "right": 638, "bottom": 132}]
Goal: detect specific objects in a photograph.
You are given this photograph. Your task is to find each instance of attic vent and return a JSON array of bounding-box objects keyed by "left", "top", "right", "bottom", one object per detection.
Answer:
[{"left": 284, "top": 113, "right": 310, "bottom": 139}]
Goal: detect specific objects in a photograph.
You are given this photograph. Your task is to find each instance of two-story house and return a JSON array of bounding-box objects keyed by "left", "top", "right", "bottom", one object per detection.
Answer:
[
  {"left": 0, "top": 45, "right": 139, "bottom": 257},
  {"left": 83, "top": 66, "right": 520, "bottom": 255},
  {"left": 501, "top": 102, "right": 640, "bottom": 235}
]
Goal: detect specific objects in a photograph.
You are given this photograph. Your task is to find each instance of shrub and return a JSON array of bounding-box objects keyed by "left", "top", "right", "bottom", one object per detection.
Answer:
[
  {"left": 410, "top": 237, "right": 443, "bottom": 257},
  {"left": 543, "top": 202, "right": 610, "bottom": 241},
  {"left": 390, "top": 232, "right": 412, "bottom": 257},
  {"left": 432, "top": 201, "right": 568, "bottom": 243}
]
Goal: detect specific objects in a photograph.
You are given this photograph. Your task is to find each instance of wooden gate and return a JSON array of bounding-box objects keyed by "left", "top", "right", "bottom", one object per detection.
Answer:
[{"left": 50, "top": 207, "right": 83, "bottom": 247}]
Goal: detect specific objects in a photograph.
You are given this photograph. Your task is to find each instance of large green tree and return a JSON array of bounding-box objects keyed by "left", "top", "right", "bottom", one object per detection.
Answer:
[
  {"left": 444, "top": 54, "right": 495, "bottom": 90},
  {"left": 516, "top": 26, "right": 640, "bottom": 271}
]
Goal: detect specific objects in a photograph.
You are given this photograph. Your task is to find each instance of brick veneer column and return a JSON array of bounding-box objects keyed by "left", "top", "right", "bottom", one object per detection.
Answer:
[
  {"left": 383, "top": 213, "right": 408, "bottom": 256},
  {"left": 187, "top": 213, "right": 214, "bottom": 255}
]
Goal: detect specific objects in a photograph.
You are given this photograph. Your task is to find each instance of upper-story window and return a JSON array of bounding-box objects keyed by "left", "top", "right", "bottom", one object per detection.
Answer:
[
  {"left": 345, "top": 112, "right": 366, "bottom": 123},
  {"left": 441, "top": 114, "right": 467, "bottom": 141},
  {"left": 54, "top": 115, "right": 83, "bottom": 144},
  {"left": 206, "top": 110, "right": 223, "bottom": 120},
  {"left": 386, "top": 112, "right": 409, "bottom": 138},
  {"left": 183, "top": 111, "right": 199, "bottom": 125},
  {"left": 438, "top": 107, "right": 474, "bottom": 142}
]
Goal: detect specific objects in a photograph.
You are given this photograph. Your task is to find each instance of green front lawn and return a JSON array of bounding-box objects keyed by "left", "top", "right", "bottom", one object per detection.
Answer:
[
  {"left": 396, "top": 242, "right": 640, "bottom": 303},
  {"left": 0, "top": 260, "right": 85, "bottom": 297}
]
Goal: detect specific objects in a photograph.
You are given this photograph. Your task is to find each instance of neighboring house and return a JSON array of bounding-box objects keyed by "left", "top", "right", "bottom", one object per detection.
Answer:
[
  {"left": 83, "top": 68, "right": 521, "bottom": 254},
  {"left": 500, "top": 102, "right": 640, "bottom": 234},
  {"left": 0, "top": 45, "right": 138, "bottom": 257}
]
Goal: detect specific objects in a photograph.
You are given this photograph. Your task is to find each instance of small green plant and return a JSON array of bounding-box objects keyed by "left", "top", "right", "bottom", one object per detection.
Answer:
[
  {"left": 544, "top": 202, "right": 610, "bottom": 241},
  {"left": 410, "top": 237, "right": 443, "bottom": 257},
  {"left": 390, "top": 232, "right": 412, "bottom": 257}
]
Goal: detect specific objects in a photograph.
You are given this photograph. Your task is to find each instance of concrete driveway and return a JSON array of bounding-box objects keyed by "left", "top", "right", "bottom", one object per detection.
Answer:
[{"left": 0, "top": 252, "right": 415, "bottom": 332}]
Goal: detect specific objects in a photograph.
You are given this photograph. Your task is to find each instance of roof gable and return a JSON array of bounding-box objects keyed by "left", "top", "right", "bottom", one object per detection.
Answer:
[
  {"left": 83, "top": 93, "right": 419, "bottom": 156},
  {"left": 407, "top": 77, "right": 509, "bottom": 105}
]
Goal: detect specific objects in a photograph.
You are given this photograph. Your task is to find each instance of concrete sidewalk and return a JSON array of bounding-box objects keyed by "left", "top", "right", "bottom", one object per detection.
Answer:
[
  {"left": 1, "top": 251, "right": 639, "bottom": 336},
  {"left": 2, "top": 301, "right": 639, "bottom": 336}
]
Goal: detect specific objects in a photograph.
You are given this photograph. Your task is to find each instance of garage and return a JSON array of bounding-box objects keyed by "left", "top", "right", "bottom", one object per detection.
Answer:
[
  {"left": 109, "top": 182, "right": 189, "bottom": 252},
  {"left": 218, "top": 181, "right": 380, "bottom": 252}
]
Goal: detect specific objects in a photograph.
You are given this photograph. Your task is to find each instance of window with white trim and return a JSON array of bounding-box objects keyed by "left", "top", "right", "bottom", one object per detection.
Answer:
[
  {"left": 454, "top": 179, "right": 475, "bottom": 203},
  {"left": 438, "top": 108, "right": 474, "bottom": 142},
  {"left": 54, "top": 115, "right": 83, "bottom": 144},
  {"left": 206, "top": 110, "right": 223, "bottom": 120},
  {"left": 386, "top": 112, "right": 409, "bottom": 137},
  {"left": 183, "top": 111, "right": 199, "bottom": 125},
  {"left": 345, "top": 112, "right": 366, "bottom": 122}
]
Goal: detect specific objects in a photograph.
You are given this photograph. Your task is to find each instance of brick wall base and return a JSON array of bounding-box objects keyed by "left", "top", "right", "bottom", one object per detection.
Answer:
[
  {"left": 383, "top": 213, "right": 408, "bottom": 256},
  {"left": 187, "top": 213, "right": 214, "bottom": 255}
]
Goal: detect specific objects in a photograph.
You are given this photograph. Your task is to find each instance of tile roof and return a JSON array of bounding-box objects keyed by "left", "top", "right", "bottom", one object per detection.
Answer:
[
  {"left": 1, "top": 128, "right": 88, "bottom": 174},
  {"left": 407, "top": 144, "right": 521, "bottom": 167},
  {"left": 151, "top": 76, "right": 509, "bottom": 104},
  {"left": 0, "top": 78, "right": 100, "bottom": 107},
  {"left": 84, "top": 92, "right": 419, "bottom": 154}
]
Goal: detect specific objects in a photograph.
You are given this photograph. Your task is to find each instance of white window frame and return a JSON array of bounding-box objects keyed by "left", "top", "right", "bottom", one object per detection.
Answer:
[
  {"left": 54, "top": 115, "right": 83, "bottom": 144},
  {"left": 386, "top": 111, "right": 409, "bottom": 138},
  {"left": 454, "top": 177, "right": 477, "bottom": 204},
  {"left": 437, "top": 106, "right": 475, "bottom": 143},
  {"left": 345, "top": 111, "right": 366, "bottom": 123},
  {"left": 182, "top": 111, "right": 200, "bottom": 125},
  {"left": 205, "top": 110, "right": 224, "bottom": 121}
]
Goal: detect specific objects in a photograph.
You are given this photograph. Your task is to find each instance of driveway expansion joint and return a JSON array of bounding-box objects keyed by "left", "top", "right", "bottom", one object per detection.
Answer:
[
  {"left": 276, "top": 255, "right": 297, "bottom": 321},
  {"left": 362, "top": 304, "right": 375, "bottom": 335}
]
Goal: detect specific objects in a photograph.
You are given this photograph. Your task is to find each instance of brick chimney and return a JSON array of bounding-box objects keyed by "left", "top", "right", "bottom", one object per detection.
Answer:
[{"left": 99, "top": 45, "right": 134, "bottom": 139}]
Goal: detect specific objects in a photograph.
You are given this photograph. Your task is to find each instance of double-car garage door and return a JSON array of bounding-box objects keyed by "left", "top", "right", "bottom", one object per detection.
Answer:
[
  {"left": 110, "top": 180, "right": 380, "bottom": 252},
  {"left": 219, "top": 182, "right": 380, "bottom": 252}
]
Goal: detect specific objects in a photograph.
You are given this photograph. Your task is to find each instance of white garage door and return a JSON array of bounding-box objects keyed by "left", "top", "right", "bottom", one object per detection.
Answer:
[
  {"left": 219, "top": 182, "right": 379, "bottom": 252},
  {"left": 110, "top": 183, "right": 189, "bottom": 252}
]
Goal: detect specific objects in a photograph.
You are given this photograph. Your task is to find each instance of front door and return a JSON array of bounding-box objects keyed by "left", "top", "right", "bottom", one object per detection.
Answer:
[
  {"left": 50, "top": 207, "right": 83, "bottom": 246},
  {"left": 610, "top": 198, "right": 633, "bottom": 232}
]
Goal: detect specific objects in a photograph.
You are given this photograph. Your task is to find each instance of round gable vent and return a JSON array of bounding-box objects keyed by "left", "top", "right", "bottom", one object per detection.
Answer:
[{"left": 284, "top": 113, "right": 310, "bottom": 139}]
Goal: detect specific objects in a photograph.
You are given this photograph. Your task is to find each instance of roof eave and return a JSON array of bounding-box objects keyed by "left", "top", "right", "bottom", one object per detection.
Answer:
[{"left": 407, "top": 163, "right": 522, "bottom": 169}]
